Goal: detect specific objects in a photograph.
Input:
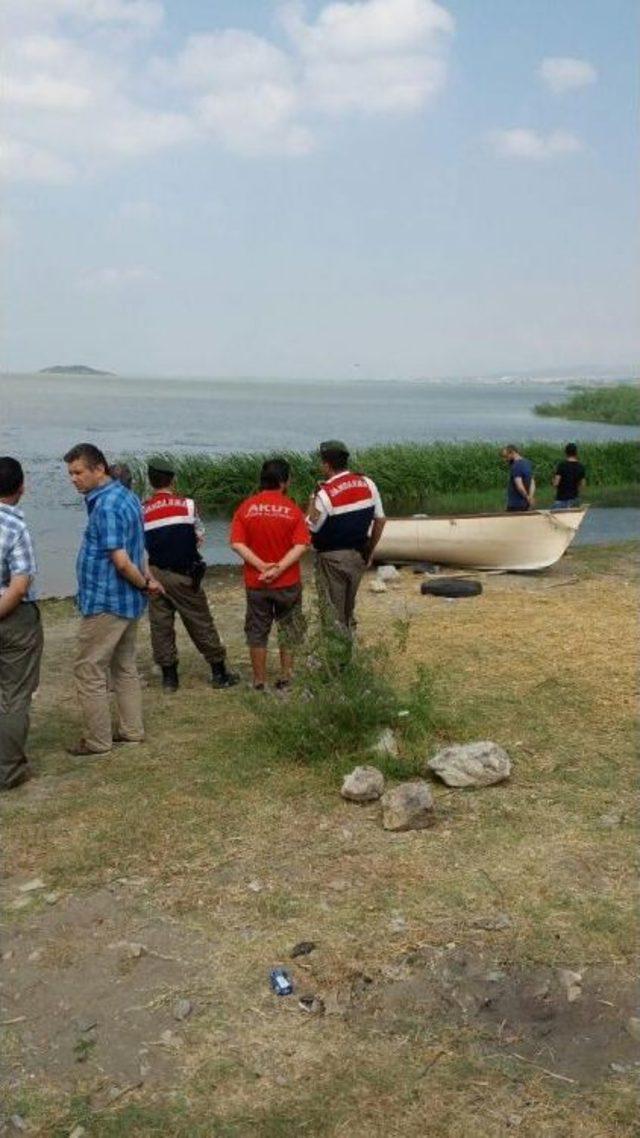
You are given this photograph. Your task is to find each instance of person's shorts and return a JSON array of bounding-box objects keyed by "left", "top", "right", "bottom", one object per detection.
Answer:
[{"left": 244, "top": 585, "right": 306, "bottom": 649}]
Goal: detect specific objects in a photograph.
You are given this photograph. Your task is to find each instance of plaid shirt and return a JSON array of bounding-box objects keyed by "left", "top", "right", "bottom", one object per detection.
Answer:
[
  {"left": 0, "top": 503, "right": 38, "bottom": 602},
  {"left": 76, "top": 480, "right": 147, "bottom": 619}
]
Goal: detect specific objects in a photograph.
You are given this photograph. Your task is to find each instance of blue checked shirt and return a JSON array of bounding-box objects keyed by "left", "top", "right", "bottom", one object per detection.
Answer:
[
  {"left": 0, "top": 504, "right": 38, "bottom": 602},
  {"left": 76, "top": 480, "right": 147, "bottom": 619}
]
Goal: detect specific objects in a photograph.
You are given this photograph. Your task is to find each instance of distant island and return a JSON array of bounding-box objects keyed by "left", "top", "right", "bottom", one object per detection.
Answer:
[{"left": 40, "top": 364, "right": 114, "bottom": 376}]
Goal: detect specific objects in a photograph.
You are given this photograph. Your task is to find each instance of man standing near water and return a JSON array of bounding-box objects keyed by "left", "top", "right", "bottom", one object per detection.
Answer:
[
  {"left": 64, "top": 443, "right": 161, "bottom": 756},
  {"left": 0, "top": 458, "right": 43, "bottom": 790},
  {"left": 501, "top": 445, "right": 536, "bottom": 512},
  {"left": 552, "top": 443, "right": 586, "bottom": 509},
  {"left": 142, "top": 458, "right": 239, "bottom": 692},
  {"left": 307, "top": 440, "right": 385, "bottom": 652}
]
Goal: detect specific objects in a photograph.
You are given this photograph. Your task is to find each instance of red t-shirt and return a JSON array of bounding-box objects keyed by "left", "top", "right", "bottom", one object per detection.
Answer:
[{"left": 230, "top": 491, "right": 310, "bottom": 589}]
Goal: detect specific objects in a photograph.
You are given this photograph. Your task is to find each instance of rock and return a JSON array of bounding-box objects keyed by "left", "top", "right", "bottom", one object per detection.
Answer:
[
  {"left": 110, "top": 940, "right": 147, "bottom": 959},
  {"left": 172, "top": 998, "right": 193, "bottom": 1022},
  {"left": 558, "top": 969, "right": 582, "bottom": 1002},
  {"left": 9, "top": 1117, "right": 29, "bottom": 1133},
  {"left": 69, "top": 1127, "right": 86, "bottom": 1138},
  {"left": 298, "top": 994, "right": 325, "bottom": 1015},
  {"left": 377, "top": 565, "right": 401, "bottom": 583},
  {"left": 290, "top": 940, "right": 316, "bottom": 958},
  {"left": 599, "top": 812, "right": 623, "bottom": 828},
  {"left": 381, "top": 781, "right": 435, "bottom": 831},
  {"left": 369, "top": 578, "right": 387, "bottom": 593},
  {"left": 341, "top": 765, "right": 385, "bottom": 803},
  {"left": 627, "top": 1016, "right": 640, "bottom": 1042},
  {"left": 247, "top": 879, "right": 263, "bottom": 893},
  {"left": 370, "top": 728, "right": 399, "bottom": 759},
  {"left": 18, "top": 878, "right": 45, "bottom": 894},
  {"left": 428, "top": 741, "right": 511, "bottom": 788},
  {"left": 389, "top": 914, "right": 407, "bottom": 934},
  {"left": 472, "top": 913, "right": 512, "bottom": 931},
  {"left": 44, "top": 892, "right": 60, "bottom": 905}
]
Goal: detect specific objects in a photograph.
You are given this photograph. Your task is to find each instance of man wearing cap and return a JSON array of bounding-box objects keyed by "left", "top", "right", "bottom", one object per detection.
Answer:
[
  {"left": 307, "top": 441, "right": 385, "bottom": 652},
  {"left": 142, "top": 459, "right": 238, "bottom": 691}
]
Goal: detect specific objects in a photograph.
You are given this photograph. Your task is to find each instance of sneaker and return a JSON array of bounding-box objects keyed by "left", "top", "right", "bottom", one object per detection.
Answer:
[
  {"left": 161, "top": 664, "right": 179, "bottom": 692},
  {"left": 66, "top": 739, "right": 111, "bottom": 757},
  {"left": 211, "top": 663, "right": 240, "bottom": 689}
]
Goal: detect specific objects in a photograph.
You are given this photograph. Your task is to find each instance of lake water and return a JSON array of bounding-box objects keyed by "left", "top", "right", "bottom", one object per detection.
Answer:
[{"left": 1, "top": 372, "right": 637, "bottom": 595}]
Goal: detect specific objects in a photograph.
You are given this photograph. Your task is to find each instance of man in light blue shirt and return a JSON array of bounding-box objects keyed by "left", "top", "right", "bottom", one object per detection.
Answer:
[
  {"left": 0, "top": 457, "right": 43, "bottom": 791},
  {"left": 64, "top": 443, "right": 163, "bottom": 757}
]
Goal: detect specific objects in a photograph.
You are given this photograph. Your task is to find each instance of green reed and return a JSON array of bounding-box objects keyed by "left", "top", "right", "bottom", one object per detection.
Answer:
[
  {"left": 535, "top": 383, "right": 639, "bottom": 426},
  {"left": 129, "top": 440, "right": 639, "bottom": 516}
]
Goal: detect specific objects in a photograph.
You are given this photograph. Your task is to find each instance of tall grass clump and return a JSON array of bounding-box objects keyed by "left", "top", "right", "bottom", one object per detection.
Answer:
[
  {"left": 247, "top": 618, "right": 446, "bottom": 775},
  {"left": 535, "top": 383, "right": 640, "bottom": 426},
  {"left": 130, "top": 440, "right": 639, "bottom": 516}
]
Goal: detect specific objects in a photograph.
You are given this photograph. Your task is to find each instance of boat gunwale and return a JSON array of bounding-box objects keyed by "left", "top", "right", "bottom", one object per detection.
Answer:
[{"left": 383, "top": 506, "right": 589, "bottom": 523}]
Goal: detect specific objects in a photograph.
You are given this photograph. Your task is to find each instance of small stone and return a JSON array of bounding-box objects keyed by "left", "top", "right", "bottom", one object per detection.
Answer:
[
  {"left": 381, "top": 781, "right": 435, "bottom": 832},
  {"left": 558, "top": 969, "right": 582, "bottom": 1002},
  {"left": 44, "top": 892, "right": 60, "bottom": 905},
  {"left": 69, "top": 1127, "right": 86, "bottom": 1138},
  {"left": 275, "top": 1074, "right": 289, "bottom": 1086},
  {"left": 610, "top": 1061, "right": 628, "bottom": 1074},
  {"left": 369, "top": 578, "right": 387, "bottom": 593},
  {"left": 506, "top": 1116, "right": 523, "bottom": 1129},
  {"left": 599, "top": 812, "right": 623, "bottom": 828},
  {"left": 472, "top": 913, "right": 512, "bottom": 931},
  {"left": 370, "top": 728, "right": 399, "bottom": 759},
  {"left": 160, "top": 1029, "right": 182, "bottom": 1048},
  {"left": 389, "top": 914, "right": 407, "bottom": 934},
  {"left": 485, "top": 970, "right": 507, "bottom": 983},
  {"left": 10, "top": 1117, "right": 29, "bottom": 1133},
  {"left": 428, "top": 741, "right": 511, "bottom": 788},
  {"left": 298, "top": 994, "right": 325, "bottom": 1015},
  {"left": 291, "top": 940, "right": 316, "bottom": 958},
  {"left": 18, "top": 878, "right": 45, "bottom": 894},
  {"left": 341, "top": 765, "right": 385, "bottom": 803},
  {"left": 27, "top": 950, "right": 42, "bottom": 962},
  {"left": 110, "top": 940, "right": 147, "bottom": 959},
  {"left": 172, "top": 998, "right": 193, "bottom": 1022},
  {"left": 247, "top": 879, "right": 263, "bottom": 893},
  {"left": 627, "top": 1017, "right": 640, "bottom": 1042},
  {"left": 377, "top": 565, "right": 401, "bottom": 583}
]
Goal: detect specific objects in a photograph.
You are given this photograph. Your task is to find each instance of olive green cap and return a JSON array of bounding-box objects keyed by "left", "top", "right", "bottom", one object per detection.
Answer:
[
  {"left": 319, "top": 439, "right": 349, "bottom": 457},
  {"left": 147, "top": 457, "right": 175, "bottom": 476}
]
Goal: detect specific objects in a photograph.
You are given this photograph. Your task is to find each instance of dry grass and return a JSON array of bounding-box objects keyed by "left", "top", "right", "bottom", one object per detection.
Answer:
[{"left": 1, "top": 544, "right": 637, "bottom": 1137}]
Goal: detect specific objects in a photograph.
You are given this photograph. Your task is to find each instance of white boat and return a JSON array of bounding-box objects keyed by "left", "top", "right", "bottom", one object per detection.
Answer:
[{"left": 373, "top": 507, "right": 588, "bottom": 571}]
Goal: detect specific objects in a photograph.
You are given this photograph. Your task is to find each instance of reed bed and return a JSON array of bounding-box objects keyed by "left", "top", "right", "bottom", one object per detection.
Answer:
[
  {"left": 129, "top": 440, "right": 639, "bottom": 516},
  {"left": 535, "top": 383, "right": 640, "bottom": 425}
]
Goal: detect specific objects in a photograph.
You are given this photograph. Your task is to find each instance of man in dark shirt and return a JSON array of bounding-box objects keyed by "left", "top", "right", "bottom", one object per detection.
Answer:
[
  {"left": 552, "top": 444, "right": 586, "bottom": 509},
  {"left": 501, "top": 445, "right": 535, "bottom": 512}
]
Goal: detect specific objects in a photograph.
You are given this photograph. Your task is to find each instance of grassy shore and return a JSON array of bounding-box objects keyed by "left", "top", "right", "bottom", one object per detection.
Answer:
[
  {"left": 131, "top": 440, "right": 639, "bottom": 516},
  {"left": 1, "top": 543, "right": 638, "bottom": 1137},
  {"left": 534, "top": 384, "right": 640, "bottom": 427}
]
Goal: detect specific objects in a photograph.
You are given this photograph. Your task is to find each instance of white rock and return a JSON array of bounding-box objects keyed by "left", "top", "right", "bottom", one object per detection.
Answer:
[
  {"left": 370, "top": 728, "right": 399, "bottom": 759},
  {"left": 69, "top": 1127, "right": 87, "bottom": 1138},
  {"left": 341, "top": 765, "right": 385, "bottom": 803},
  {"left": 172, "top": 998, "right": 193, "bottom": 1021},
  {"left": 18, "top": 878, "right": 45, "bottom": 894},
  {"left": 558, "top": 968, "right": 582, "bottom": 1002},
  {"left": 428, "top": 741, "right": 511, "bottom": 788},
  {"left": 369, "top": 578, "right": 387, "bottom": 593},
  {"left": 381, "top": 781, "right": 435, "bottom": 832},
  {"left": 377, "top": 565, "right": 401, "bottom": 583},
  {"left": 247, "top": 879, "right": 263, "bottom": 893}
]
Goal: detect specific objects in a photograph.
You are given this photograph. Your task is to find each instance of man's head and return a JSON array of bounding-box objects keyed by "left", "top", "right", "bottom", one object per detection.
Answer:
[
  {"left": 0, "top": 457, "right": 25, "bottom": 503},
  {"left": 63, "top": 443, "right": 109, "bottom": 495},
  {"left": 147, "top": 458, "right": 176, "bottom": 491},
  {"left": 259, "top": 458, "right": 290, "bottom": 491},
  {"left": 565, "top": 443, "right": 578, "bottom": 458},
  {"left": 501, "top": 444, "right": 520, "bottom": 465},
  {"left": 319, "top": 440, "right": 349, "bottom": 477},
  {"left": 109, "top": 462, "right": 133, "bottom": 489}
]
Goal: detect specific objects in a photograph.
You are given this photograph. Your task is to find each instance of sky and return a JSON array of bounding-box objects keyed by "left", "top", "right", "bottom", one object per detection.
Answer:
[{"left": 2, "top": 0, "right": 638, "bottom": 379}]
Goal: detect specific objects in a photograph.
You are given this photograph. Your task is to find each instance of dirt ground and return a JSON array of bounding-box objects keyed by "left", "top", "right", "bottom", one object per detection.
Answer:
[{"left": 1, "top": 544, "right": 638, "bottom": 1137}]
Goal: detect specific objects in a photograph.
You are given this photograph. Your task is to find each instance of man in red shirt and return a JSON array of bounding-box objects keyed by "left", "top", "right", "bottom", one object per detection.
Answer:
[{"left": 230, "top": 458, "right": 310, "bottom": 690}]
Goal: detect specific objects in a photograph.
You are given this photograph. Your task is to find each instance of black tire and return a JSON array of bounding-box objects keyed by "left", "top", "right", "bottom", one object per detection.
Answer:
[{"left": 420, "top": 578, "right": 483, "bottom": 598}]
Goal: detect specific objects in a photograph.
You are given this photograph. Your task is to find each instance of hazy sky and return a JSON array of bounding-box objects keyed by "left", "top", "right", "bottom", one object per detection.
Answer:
[{"left": 2, "top": 0, "right": 638, "bottom": 379}]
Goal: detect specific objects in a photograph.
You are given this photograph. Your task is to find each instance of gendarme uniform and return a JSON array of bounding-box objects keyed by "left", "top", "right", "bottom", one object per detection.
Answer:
[
  {"left": 307, "top": 442, "right": 384, "bottom": 638},
  {"left": 142, "top": 459, "right": 237, "bottom": 690}
]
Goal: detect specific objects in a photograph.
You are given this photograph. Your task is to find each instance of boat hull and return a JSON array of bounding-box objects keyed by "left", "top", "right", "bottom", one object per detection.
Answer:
[{"left": 373, "top": 508, "right": 587, "bottom": 571}]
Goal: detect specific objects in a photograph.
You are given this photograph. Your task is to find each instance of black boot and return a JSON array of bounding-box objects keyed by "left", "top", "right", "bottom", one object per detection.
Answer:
[
  {"left": 161, "top": 664, "right": 179, "bottom": 692},
  {"left": 211, "top": 661, "right": 240, "bottom": 689}
]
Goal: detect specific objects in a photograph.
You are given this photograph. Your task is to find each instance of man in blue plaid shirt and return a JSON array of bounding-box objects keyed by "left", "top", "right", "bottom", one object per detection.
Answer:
[
  {"left": 64, "top": 443, "right": 163, "bottom": 756},
  {"left": 0, "top": 457, "right": 43, "bottom": 791}
]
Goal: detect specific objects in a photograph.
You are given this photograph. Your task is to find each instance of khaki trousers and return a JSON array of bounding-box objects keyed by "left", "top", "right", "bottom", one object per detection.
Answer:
[
  {"left": 75, "top": 613, "right": 143, "bottom": 752},
  {"left": 148, "top": 567, "right": 225, "bottom": 668},
  {"left": 315, "top": 549, "right": 366, "bottom": 637},
  {"left": 0, "top": 603, "right": 43, "bottom": 789}
]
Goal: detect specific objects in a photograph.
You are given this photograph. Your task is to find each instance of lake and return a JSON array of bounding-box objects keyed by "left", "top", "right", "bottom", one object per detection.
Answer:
[{"left": 2, "top": 372, "right": 637, "bottom": 595}]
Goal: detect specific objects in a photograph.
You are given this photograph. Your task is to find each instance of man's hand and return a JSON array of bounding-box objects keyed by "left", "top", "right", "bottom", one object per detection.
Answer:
[
  {"left": 258, "top": 563, "right": 281, "bottom": 584},
  {"left": 146, "top": 576, "right": 165, "bottom": 597}
]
